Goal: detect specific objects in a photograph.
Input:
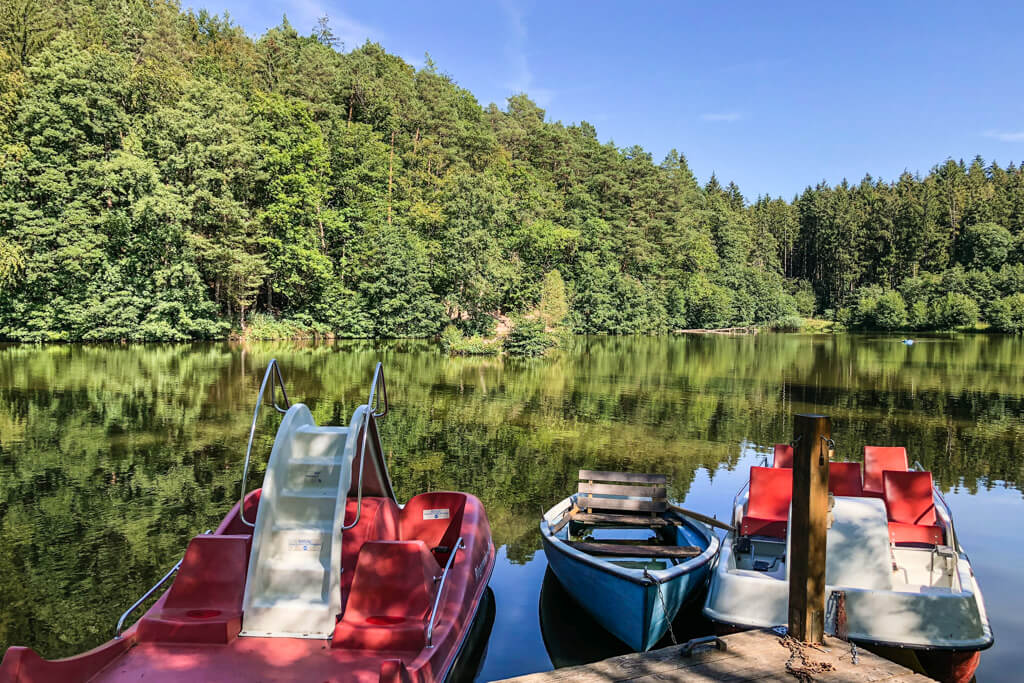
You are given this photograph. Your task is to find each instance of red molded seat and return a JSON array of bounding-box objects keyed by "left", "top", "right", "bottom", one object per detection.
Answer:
[
  {"left": 332, "top": 540, "right": 439, "bottom": 651},
  {"left": 883, "top": 470, "right": 944, "bottom": 546},
  {"left": 740, "top": 466, "right": 792, "bottom": 538},
  {"left": 772, "top": 444, "right": 793, "bottom": 468},
  {"left": 137, "top": 534, "right": 251, "bottom": 643},
  {"left": 340, "top": 497, "right": 401, "bottom": 610},
  {"left": 863, "top": 446, "right": 908, "bottom": 496},
  {"left": 399, "top": 492, "right": 467, "bottom": 565},
  {"left": 828, "top": 461, "right": 863, "bottom": 497}
]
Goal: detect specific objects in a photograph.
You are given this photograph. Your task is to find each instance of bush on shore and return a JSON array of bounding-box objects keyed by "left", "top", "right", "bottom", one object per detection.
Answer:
[
  {"left": 439, "top": 325, "right": 501, "bottom": 355},
  {"left": 503, "top": 318, "right": 557, "bottom": 357}
]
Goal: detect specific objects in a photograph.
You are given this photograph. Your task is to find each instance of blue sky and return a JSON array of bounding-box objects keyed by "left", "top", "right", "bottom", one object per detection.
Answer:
[{"left": 193, "top": 1, "right": 1024, "bottom": 199}]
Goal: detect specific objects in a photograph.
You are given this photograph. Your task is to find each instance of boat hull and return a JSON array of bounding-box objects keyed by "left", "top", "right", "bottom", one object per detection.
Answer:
[
  {"left": 540, "top": 496, "right": 717, "bottom": 651},
  {"left": 704, "top": 491, "right": 991, "bottom": 683}
]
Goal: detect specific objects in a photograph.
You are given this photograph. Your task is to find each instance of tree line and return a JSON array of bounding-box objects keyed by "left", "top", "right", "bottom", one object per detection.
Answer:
[{"left": 0, "top": 0, "right": 1022, "bottom": 342}]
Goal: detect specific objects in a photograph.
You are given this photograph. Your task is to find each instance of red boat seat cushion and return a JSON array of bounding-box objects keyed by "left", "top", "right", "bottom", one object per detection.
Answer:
[
  {"left": 740, "top": 466, "right": 792, "bottom": 538},
  {"left": 772, "top": 444, "right": 793, "bottom": 468},
  {"left": 137, "top": 534, "right": 250, "bottom": 643},
  {"left": 828, "top": 461, "right": 863, "bottom": 497},
  {"left": 863, "top": 446, "right": 908, "bottom": 496},
  {"left": 333, "top": 540, "right": 438, "bottom": 651},
  {"left": 883, "top": 470, "right": 944, "bottom": 545},
  {"left": 340, "top": 497, "right": 400, "bottom": 609}
]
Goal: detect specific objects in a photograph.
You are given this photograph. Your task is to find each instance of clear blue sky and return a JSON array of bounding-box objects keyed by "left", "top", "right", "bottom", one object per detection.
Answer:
[{"left": 193, "top": 0, "right": 1024, "bottom": 200}]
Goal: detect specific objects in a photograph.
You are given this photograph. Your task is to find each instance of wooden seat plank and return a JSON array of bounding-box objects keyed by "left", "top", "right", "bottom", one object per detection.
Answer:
[
  {"left": 578, "top": 482, "right": 667, "bottom": 498},
  {"left": 566, "top": 541, "right": 701, "bottom": 558},
  {"left": 577, "top": 495, "right": 666, "bottom": 513},
  {"left": 572, "top": 512, "right": 672, "bottom": 527},
  {"left": 579, "top": 470, "right": 666, "bottom": 485}
]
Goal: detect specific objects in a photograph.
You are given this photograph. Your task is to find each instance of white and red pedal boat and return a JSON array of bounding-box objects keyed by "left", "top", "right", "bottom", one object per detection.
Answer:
[
  {"left": 703, "top": 444, "right": 993, "bottom": 683},
  {"left": 0, "top": 361, "right": 495, "bottom": 683}
]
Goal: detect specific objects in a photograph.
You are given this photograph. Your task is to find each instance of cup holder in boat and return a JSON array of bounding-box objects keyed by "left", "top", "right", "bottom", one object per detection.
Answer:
[
  {"left": 366, "top": 616, "right": 406, "bottom": 626},
  {"left": 185, "top": 609, "right": 222, "bottom": 619}
]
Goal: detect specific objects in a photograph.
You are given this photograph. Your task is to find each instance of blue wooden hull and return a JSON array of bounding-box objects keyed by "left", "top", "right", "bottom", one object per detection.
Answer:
[{"left": 540, "top": 519, "right": 714, "bottom": 651}]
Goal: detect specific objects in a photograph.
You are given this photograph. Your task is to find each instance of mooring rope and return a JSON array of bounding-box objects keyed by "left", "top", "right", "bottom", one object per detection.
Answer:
[{"left": 644, "top": 569, "right": 678, "bottom": 646}]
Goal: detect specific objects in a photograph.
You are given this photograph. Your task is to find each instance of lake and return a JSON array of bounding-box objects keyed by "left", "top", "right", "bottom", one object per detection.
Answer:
[{"left": 0, "top": 334, "right": 1021, "bottom": 681}]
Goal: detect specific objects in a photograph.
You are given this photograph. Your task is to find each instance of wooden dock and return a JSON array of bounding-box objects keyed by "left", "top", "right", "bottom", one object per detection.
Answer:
[{"left": 496, "top": 629, "right": 934, "bottom": 683}]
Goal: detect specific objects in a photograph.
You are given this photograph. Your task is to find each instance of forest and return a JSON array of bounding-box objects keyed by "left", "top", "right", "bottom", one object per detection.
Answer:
[{"left": 1, "top": 0, "right": 1023, "bottom": 342}]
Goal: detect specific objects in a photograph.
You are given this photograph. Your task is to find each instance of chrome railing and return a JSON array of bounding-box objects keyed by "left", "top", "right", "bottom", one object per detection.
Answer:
[
  {"left": 114, "top": 530, "right": 212, "bottom": 638},
  {"left": 342, "top": 362, "right": 389, "bottom": 530},
  {"left": 239, "top": 359, "right": 291, "bottom": 527},
  {"left": 425, "top": 537, "right": 465, "bottom": 647},
  {"left": 114, "top": 560, "right": 182, "bottom": 638}
]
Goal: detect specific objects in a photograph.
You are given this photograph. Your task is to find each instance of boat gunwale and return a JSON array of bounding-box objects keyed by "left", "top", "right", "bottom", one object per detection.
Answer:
[
  {"left": 540, "top": 495, "right": 720, "bottom": 586},
  {"left": 701, "top": 609, "right": 995, "bottom": 653},
  {"left": 433, "top": 540, "right": 497, "bottom": 682}
]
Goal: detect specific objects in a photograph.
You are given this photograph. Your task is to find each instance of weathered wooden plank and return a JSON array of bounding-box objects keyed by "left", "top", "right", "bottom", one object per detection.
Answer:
[
  {"left": 495, "top": 630, "right": 935, "bottom": 682},
  {"left": 550, "top": 509, "right": 573, "bottom": 535},
  {"left": 789, "top": 413, "right": 830, "bottom": 643},
  {"left": 566, "top": 541, "right": 701, "bottom": 558},
  {"left": 577, "top": 494, "right": 666, "bottom": 512},
  {"left": 572, "top": 512, "right": 671, "bottom": 527},
  {"left": 579, "top": 470, "right": 667, "bottom": 485},
  {"left": 578, "top": 482, "right": 667, "bottom": 498}
]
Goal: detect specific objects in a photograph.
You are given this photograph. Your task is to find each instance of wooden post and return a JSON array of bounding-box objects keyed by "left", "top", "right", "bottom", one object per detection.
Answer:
[{"left": 788, "top": 413, "right": 830, "bottom": 643}]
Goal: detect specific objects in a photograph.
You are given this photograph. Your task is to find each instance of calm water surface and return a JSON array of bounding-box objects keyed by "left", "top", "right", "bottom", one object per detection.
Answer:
[{"left": 0, "top": 334, "right": 1021, "bottom": 680}]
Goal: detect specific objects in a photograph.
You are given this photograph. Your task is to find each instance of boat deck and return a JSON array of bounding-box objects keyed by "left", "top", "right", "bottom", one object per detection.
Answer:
[
  {"left": 89, "top": 639, "right": 413, "bottom": 683},
  {"left": 496, "top": 629, "right": 935, "bottom": 682}
]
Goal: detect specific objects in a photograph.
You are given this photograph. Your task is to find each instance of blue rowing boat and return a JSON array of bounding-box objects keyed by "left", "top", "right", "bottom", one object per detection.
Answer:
[{"left": 540, "top": 470, "right": 720, "bottom": 651}]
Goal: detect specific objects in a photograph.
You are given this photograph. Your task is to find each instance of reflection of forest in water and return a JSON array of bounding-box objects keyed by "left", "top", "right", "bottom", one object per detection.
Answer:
[{"left": 0, "top": 333, "right": 1021, "bottom": 659}]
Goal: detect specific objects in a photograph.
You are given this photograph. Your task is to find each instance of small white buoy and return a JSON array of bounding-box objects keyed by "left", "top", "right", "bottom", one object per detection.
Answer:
[{"left": 902, "top": 339, "right": 914, "bottom": 346}]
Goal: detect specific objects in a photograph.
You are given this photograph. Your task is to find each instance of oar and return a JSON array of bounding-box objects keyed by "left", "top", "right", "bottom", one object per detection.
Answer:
[{"left": 668, "top": 504, "right": 734, "bottom": 532}]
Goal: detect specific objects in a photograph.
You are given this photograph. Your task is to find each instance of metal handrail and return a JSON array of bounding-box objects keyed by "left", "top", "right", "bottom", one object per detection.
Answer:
[
  {"left": 368, "top": 361, "right": 389, "bottom": 418},
  {"left": 342, "top": 362, "right": 389, "bottom": 531},
  {"left": 239, "top": 359, "right": 291, "bottom": 527},
  {"left": 114, "top": 530, "right": 212, "bottom": 638},
  {"left": 114, "top": 560, "right": 183, "bottom": 638},
  {"left": 425, "top": 537, "right": 465, "bottom": 647}
]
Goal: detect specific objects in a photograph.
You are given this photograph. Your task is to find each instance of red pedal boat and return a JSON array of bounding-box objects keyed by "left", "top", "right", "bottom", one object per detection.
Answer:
[{"left": 0, "top": 361, "right": 496, "bottom": 683}]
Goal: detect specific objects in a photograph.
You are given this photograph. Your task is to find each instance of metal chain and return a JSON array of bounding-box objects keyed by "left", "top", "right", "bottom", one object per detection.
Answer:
[
  {"left": 645, "top": 570, "right": 678, "bottom": 646},
  {"left": 779, "top": 635, "right": 835, "bottom": 682},
  {"left": 824, "top": 592, "right": 837, "bottom": 636}
]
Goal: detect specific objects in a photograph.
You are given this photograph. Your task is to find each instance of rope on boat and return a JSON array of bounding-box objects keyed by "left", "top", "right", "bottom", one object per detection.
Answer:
[{"left": 644, "top": 569, "right": 677, "bottom": 646}]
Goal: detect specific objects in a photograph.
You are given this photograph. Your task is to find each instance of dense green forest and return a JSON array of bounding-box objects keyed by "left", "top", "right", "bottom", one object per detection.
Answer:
[{"left": 1, "top": 1, "right": 1023, "bottom": 341}]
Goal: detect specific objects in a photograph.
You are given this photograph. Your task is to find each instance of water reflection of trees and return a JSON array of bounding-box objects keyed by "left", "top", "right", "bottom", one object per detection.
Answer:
[{"left": 0, "top": 334, "right": 1021, "bottom": 657}]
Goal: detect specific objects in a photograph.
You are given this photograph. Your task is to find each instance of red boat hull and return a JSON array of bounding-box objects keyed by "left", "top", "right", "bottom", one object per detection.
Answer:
[{"left": 0, "top": 490, "right": 495, "bottom": 683}]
